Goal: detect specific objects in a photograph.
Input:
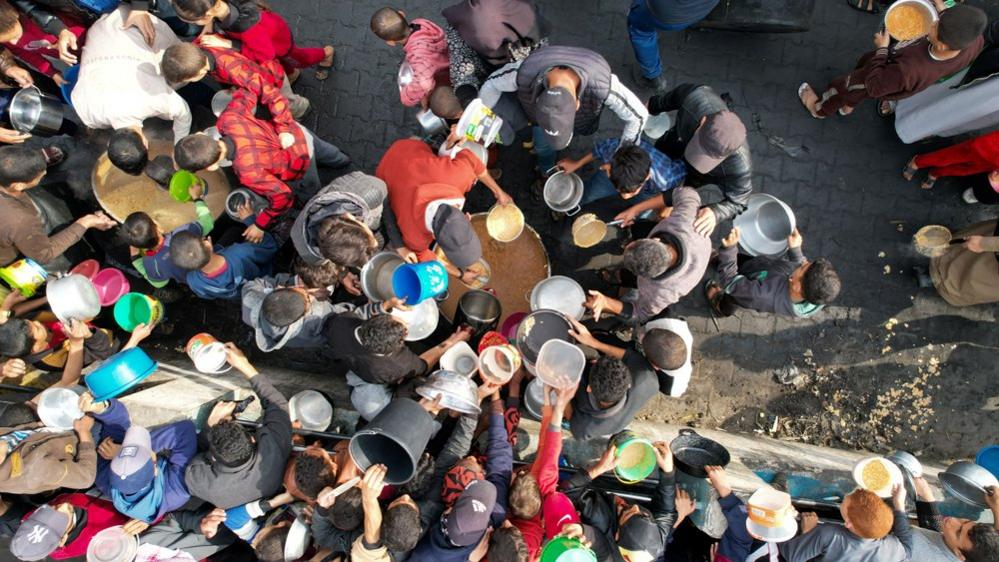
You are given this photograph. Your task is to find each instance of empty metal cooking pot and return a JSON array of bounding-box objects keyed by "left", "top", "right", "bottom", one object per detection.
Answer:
[
  {"left": 733, "top": 193, "right": 796, "bottom": 256},
  {"left": 416, "top": 108, "right": 447, "bottom": 135},
  {"left": 9, "top": 86, "right": 64, "bottom": 135},
  {"left": 670, "top": 428, "right": 731, "bottom": 478},
  {"left": 543, "top": 169, "right": 584, "bottom": 216},
  {"left": 455, "top": 289, "right": 502, "bottom": 336},
  {"left": 360, "top": 251, "right": 405, "bottom": 302},
  {"left": 940, "top": 460, "right": 999, "bottom": 508},
  {"left": 529, "top": 276, "right": 586, "bottom": 320}
]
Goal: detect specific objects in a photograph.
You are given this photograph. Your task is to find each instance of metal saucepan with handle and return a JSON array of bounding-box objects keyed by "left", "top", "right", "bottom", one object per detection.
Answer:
[
  {"left": 571, "top": 213, "right": 624, "bottom": 248},
  {"left": 670, "top": 428, "right": 731, "bottom": 478}
]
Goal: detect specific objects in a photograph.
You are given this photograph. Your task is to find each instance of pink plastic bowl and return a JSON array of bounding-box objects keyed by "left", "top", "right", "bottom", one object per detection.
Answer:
[
  {"left": 501, "top": 312, "right": 528, "bottom": 342},
  {"left": 92, "top": 268, "right": 130, "bottom": 307},
  {"left": 69, "top": 259, "right": 100, "bottom": 280}
]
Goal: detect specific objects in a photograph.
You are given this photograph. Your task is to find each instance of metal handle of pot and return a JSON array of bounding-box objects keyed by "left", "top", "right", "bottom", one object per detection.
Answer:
[
  {"left": 544, "top": 166, "right": 562, "bottom": 177},
  {"left": 678, "top": 428, "right": 698, "bottom": 437},
  {"left": 566, "top": 204, "right": 581, "bottom": 217}
]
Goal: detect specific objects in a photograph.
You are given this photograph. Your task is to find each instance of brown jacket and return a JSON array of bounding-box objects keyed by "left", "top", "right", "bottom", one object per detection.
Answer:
[
  {"left": 0, "top": 422, "right": 97, "bottom": 494},
  {"left": 0, "top": 190, "right": 86, "bottom": 267}
]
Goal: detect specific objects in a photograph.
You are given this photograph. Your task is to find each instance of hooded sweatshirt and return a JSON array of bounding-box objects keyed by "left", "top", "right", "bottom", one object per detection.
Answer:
[
  {"left": 569, "top": 352, "right": 659, "bottom": 440},
  {"left": 400, "top": 19, "right": 450, "bottom": 107},
  {"left": 441, "top": 0, "right": 540, "bottom": 65},
  {"left": 241, "top": 273, "right": 335, "bottom": 352},
  {"left": 291, "top": 172, "right": 387, "bottom": 266}
]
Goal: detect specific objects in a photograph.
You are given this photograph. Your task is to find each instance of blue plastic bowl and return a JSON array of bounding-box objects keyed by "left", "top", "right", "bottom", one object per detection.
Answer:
[
  {"left": 59, "top": 65, "right": 79, "bottom": 106},
  {"left": 976, "top": 445, "right": 999, "bottom": 479},
  {"left": 84, "top": 348, "right": 158, "bottom": 402}
]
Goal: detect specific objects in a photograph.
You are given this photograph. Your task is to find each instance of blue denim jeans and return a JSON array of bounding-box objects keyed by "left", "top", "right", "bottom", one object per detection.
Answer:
[
  {"left": 627, "top": 0, "right": 695, "bottom": 79},
  {"left": 533, "top": 125, "right": 558, "bottom": 173}
]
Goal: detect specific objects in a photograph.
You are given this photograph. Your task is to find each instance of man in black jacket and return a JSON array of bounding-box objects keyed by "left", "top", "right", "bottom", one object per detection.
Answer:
[
  {"left": 642, "top": 83, "right": 753, "bottom": 237},
  {"left": 560, "top": 439, "right": 695, "bottom": 562}
]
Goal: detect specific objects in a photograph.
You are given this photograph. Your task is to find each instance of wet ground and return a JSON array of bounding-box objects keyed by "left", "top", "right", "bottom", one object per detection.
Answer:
[{"left": 132, "top": 0, "right": 999, "bottom": 462}]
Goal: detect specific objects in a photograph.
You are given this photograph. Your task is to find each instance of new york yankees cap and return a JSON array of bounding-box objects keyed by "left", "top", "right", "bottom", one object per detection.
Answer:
[{"left": 11, "top": 505, "right": 69, "bottom": 560}]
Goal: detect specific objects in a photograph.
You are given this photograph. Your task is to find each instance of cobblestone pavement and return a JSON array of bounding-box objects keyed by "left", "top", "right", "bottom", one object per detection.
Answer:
[{"left": 250, "top": 0, "right": 999, "bottom": 460}]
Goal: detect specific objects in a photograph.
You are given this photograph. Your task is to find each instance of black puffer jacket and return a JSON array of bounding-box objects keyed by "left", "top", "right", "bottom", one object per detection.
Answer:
[
  {"left": 11, "top": 0, "right": 163, "bottom": 35},
  {"left": 649, "top": 83, "right": 753, "bottom": 223}
]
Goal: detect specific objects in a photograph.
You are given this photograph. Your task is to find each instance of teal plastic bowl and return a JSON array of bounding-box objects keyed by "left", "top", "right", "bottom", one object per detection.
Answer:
[{"left": 84, "top": 348, "right": 158, "bottom": 402}]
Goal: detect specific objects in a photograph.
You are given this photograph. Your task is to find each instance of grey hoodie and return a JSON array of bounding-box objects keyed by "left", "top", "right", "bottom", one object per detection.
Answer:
[
  {"left": 291, "top": 172, "right": 388, "bottom": 266},
  {"left": 240, "top": 273, "right": 335, "bottom": 352}
]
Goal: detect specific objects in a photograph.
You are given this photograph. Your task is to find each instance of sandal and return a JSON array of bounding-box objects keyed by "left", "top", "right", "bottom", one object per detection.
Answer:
[
  {"left": 921, "top": 175, "right": 937, "bottom": 190},
  {"left": 704, "top": 280, "right": 726, "bottom": 317},
  {"left": 902, "top": 158, "right": 919, "bottom": 181},
  {"left": 315, "top": 46, "right": 335, "bottom": 81},
  {"left": 845, "top": 0, "right": 880, "bottom": 14},
  {"left": 797, "top": 83, "right": 824, "bottom": 119}
]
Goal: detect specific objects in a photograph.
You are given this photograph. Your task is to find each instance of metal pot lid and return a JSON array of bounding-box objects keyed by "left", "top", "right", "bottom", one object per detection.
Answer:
[{"left": 530, "top": 276, "right": 585, "bottom": 320}]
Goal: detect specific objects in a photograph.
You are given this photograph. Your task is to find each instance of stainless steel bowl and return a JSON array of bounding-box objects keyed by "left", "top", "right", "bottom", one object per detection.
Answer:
[
  {"left": 940, "top": 461, "right": 999, "bottom": 508},
  {"left": 416, "top": 109, "right": 447, "bottom": 135},
  {"left": 887, "top": 451, "right": 923, "bottom": 477},
  {"left": 530, "top": 275, "right": 586, "bottom": 320},
  {"left": 360, "top": 251, "right": 405, "bottom": 302},
  {"left": 415, "top": 370, "right": 481, "bottom": 415}
]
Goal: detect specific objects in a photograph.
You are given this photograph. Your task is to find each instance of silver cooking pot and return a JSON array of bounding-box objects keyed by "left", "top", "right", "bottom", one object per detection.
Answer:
[
  {"left": 543, "top": 168, "right": 584, "bottom": 216},
  {"left": 9, "top": 86, "right": 64, "bottom": 135}
]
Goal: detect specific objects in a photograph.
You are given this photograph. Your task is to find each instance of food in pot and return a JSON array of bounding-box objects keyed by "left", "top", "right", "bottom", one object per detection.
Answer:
[
  {"left": 886, "top": 3, "right": 931, "bottom": 41},
  {"left": 862, "top": 459, "right": 892, "bottom": 491}
]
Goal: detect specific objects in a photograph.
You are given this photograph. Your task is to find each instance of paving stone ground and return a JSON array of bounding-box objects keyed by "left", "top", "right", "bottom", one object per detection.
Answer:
[{"left": 200, "top": 0, "right": 999, "bottom": 461}]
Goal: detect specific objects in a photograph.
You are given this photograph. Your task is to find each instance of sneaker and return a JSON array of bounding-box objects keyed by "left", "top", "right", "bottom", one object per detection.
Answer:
[
  {"left": 962, "top": 188, "right": 979, "bottom": 205},
  {"left": 638, "top": 73, "right": 669, "bottom": 92}
]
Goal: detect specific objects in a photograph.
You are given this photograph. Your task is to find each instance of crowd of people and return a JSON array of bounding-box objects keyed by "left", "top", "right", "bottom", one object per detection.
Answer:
[{"left": 0, "top": 0, "right": 997, "bottom": 560}]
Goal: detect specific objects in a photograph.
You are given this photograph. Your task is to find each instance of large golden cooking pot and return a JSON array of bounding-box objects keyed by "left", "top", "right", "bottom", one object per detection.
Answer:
[{"left": 91, "top": 140, "right": 230, "bottom": 232}]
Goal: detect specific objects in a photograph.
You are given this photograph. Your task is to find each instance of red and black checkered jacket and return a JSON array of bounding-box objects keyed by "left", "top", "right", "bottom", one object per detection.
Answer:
[
  {"left": 217, "top": 86, "right": 309, "bottom": 230},
  {"left": 196, "top": 39, "right": 294, "bottom": 132}
]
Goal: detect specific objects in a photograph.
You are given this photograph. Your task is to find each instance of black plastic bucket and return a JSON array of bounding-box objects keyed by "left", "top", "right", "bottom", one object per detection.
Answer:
[
  {"left": 696, "top": 0, "right": 816, "bottom": 33},
  {"left": 348, "top": 398, "right": 435, "bottom": 484}
]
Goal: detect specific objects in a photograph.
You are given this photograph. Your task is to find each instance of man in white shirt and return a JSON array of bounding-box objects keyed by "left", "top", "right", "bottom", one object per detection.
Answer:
[{"left": 71, "top": 6, "right": 191, "bottom": 142}]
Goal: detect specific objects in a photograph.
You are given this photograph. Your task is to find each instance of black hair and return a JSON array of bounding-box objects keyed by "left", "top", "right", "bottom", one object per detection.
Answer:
[
  {"left": 253, "top": 525, "right": 290, "bottom": 562},
  {"left": 398, "top": 452, "right": 435, "bottom": 498},
  {"left": 174, "top": 134, "right": 223, "bottom": 172},
  {"left": 966, "top": 523, "right": 999, "bottom": 562},
  {"left": 172, "top": 0, "right": 215, "bottom": 21},
  {"left": 0, "top": 0, "right": 18, "bottom": 36},
  {"left": 641, "top": 328, "right": 686, "bottom": 371},
  {"left": 937, "top": 5, "right": 987, "bottom": 50},
  {"left": 382, "top": 502, "right": 421, "bottom": 552},
  {"left": 623, "top": 239, "right": 673, "bottom": 278},
  {"left": 120, "top": 212, "right": 159, "bottom": 250},
  {"left": 489, "top": 525, "right": 528, "bottom": 562},
  {"left": 0, "top": 319, "right": 35, "bottom": 358},
  {"left": 108, "top": 129, "right": 148, "bottom": 176},
  {"left": 358, "top": 314, "right": 406, "bottom": 355},
  {"left": 0, "top": 402, "right": 39, "bottom": 426},
  {"left": 293, "top": 257, "right": 342, "bottom": 290},
  {"left": 802, "top": 258, "right": 841, "bottom": 305},
  {"left": 589, "top": 356, "right": 630, "bottom": 404},
  {"left": 161, "top": 42, "right": 209, "bottom": 84},
  {"left": 206, "top": 421, "right": 255, "bottom": 467},
  {"left": 261, "top": 289, "right": 308, "bottom": 328},
  {"left": 0, "top": 146, "right": 46, "bottom": 188},
  {"left": 370, "top": 7, "right": 409, "bottom": 41},
  {"left": 316, "top": 215, "right": 375, "bottom": 269},
  {"left": 169, "top": 230, "right": 210, "bottom": 271},
  {"left": 330, "top": 487, "right": 364, "bottom": 531},
  {"left": 429, "top": 85, "right": 462, "bottom": 120},
  {"left": 609, "top": 145, "right": 651, "bottom": 194},
  {"left": 293, "top": 454, "right": 335, "bottom": 500}
]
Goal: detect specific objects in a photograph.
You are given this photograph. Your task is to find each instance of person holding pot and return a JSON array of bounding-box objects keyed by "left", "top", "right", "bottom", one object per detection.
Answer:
[
  {"left": 376, "top": 138, "right": 511, "bottom": 284},
  {"left": 706, "top": 227, "right": 841, "bottom": 319},
  {"left": 557, "top": 139, "right": 686, "bottom": 207},
  {"left": 0, "top": 145, "right": 116, "bottom": 269},
  {"left": 184, "top": 344, "right": 293, "bottom": 510},
  {"left": 560, "top": 439, "right": 695, "bottom": 562},
  {"left": 321, "top": 301, "right": 471, "bottom": 421},
  {"left": 568, "top": 355, "right": 658, "bottom": 441},
  {"left": 908, "top": 474, "right": 999, "bottom": 561},
  {"left": 917, "top": 218, "right": 999, "bottom": 306},
  {"left": 634, "top": 83, "right": 751, "bottom": 236},
  {"left": 240, "top": 273, "right": 334, "bottom": 352},
  {"left": 477, "top": 45, "right": 648, "bottom": 174},
  {"left": 705, "top": 465, "right": 799, "bottom": 562}
]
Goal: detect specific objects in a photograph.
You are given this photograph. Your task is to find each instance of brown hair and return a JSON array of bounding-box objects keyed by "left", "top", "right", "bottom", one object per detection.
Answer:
[
  {"left": 370, "top": 7, "right": 408, "bottom": 41},
  {"left": 161, "top": 43, "right": 209, "bottom": 85},
  {"left": 0, "top": 1, "right": 18, "bottom": 35},
  {"left": 845, "top": 489, "right": 894, "bottom": 539},
  {"left": 508, "top": 473, "right": 541, "bottom": 520}
]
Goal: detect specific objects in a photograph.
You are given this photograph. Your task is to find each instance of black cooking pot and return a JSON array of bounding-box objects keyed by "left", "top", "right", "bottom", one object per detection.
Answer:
[
  {"left": 455, "top": 289, "right": 502, "bottom": 337},
  {"left": 670, "top": 428, "right": 731, "bottom": 478},
  {"left": 516, "top": 309, "right": 572, "bottom": 367}
]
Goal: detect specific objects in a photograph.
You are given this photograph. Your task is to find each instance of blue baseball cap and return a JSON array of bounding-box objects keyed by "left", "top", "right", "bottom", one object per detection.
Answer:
[{"left": 110, "top": 425, "right": 155, "bottom": 495}]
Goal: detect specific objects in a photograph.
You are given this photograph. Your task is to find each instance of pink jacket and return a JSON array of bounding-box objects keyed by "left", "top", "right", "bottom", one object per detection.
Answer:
[{"left": 400, "top": 18, "right": 449, "bottom": 107}]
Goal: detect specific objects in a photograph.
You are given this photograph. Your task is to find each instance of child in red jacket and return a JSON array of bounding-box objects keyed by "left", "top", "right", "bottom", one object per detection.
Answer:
[{"left": 173, "top": 0, "right": 333, "bottom": 77}]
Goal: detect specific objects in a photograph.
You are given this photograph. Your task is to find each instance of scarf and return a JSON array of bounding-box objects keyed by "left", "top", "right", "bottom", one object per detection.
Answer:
[{"left": 111, "top": 458, "right": 167, "bottom": 523}]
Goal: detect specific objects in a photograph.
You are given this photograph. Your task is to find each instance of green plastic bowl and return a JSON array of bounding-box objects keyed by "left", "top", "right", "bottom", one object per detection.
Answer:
[
  {"left": 540, "top": 537, "right": 596, "bottom": 562},
  {"left": 168, "top": 170, "right": 205, "bottom": 202}
]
